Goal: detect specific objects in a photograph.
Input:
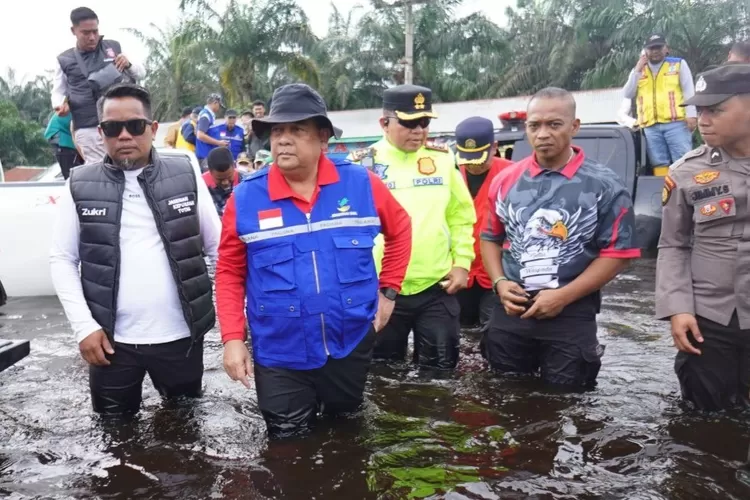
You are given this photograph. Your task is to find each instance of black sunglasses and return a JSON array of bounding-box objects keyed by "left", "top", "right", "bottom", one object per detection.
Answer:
[
  {"left": 99, "top": 119, "right": 153, "bottom": 138},
  {"left": 397, "top": 117, "right": 431, "bottom": 129}
]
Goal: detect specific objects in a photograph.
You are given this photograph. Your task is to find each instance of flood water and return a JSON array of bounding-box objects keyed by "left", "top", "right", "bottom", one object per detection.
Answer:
[{"left": 2, "top": 258, "right": 750, "bottom": 499}]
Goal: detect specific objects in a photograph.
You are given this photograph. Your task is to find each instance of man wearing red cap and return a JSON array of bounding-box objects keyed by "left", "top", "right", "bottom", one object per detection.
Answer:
[{"left": 454, "top": 117, "right": 512, "bottom": 334}]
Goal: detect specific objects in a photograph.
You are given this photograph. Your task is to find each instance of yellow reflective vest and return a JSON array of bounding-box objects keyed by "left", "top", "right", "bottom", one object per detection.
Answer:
[
  {"left": 175, "top": 120, "right": 196, "bottom": 152},
  {"left": 636, "top": 57, "right": 687, "bottom": 128},
  {"left": 349, "top": 138, "right": 476, "bottom": 296}
]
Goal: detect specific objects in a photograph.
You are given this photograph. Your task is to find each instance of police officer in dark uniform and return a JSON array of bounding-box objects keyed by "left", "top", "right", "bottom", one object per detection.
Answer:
[{"left": 656, "top": 63, "right": 750, "bottom": 411}]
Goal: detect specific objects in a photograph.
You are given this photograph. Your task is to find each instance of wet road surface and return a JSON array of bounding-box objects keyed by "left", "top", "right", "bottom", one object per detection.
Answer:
[{"left": 2, "top": 258, "right": 750, "bottom": 499}]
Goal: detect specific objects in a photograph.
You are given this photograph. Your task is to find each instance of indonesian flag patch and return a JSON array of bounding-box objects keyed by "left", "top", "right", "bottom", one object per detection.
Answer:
[{"left": 258, "top": 208, "right": 283, "bottom": 230}]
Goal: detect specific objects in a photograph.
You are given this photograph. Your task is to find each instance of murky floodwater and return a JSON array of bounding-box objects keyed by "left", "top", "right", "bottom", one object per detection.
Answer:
[{"left": 2, "top": 258, "right": 750, "bottom": 499}]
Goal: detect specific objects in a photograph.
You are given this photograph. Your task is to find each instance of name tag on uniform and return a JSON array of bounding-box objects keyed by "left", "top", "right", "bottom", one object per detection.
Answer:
[
  {"left": 413, "top": 177, "right": 444, "bottom": 187},
  {"left": 167, "top": 193, "right": 196, "bottom": 215}
]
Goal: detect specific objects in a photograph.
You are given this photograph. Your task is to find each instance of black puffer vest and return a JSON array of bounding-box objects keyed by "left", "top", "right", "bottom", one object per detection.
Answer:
[
  {"left": 68, "top": 150, "right": 215, "bottom": 343},
  {"left": 57, "top": 39, "right": 123, "bottom": 130}
]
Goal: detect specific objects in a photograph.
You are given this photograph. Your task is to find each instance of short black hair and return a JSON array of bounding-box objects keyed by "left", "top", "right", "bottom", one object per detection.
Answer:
[
  {"left": 71, "top": 7, "right": 98, "bottom": 26},
  {"left": 207, "top": 147, "right": 234, "bottom": 172},
  {"left": 252, "top": 100, "right": 265, "bottom": 108},
  {"left": 97, "top": 83, "right": 153, "bottom": 121},
  {"left": 528, "top": 87, "right": 577, "bottom": 117},
  {"left": 730, "top": 41, "right": 750, "bottom": 61},
  {"left": 181, "top": 106, "right": 193, "bottom": 118}
]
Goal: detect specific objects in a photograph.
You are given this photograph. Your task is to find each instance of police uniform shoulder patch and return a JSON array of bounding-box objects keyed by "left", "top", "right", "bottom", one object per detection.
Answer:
[
  {"left": 669, "top": 145, "right": 708, "bottom": 172},
  {"left": 662, "top": 174, "right": 676, "bottom": 206},
  {"left": 423, "top": 142, "right": 449, "bottom": 153}
]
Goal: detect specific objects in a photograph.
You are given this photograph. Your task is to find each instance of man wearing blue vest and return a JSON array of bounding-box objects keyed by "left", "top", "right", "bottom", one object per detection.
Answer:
[
  {"left": 215, "top": 83, "right": 413, "bottom": 439},
  {"left": 208, "top": 108, "right": 245, "bottom": 160},
  {"left": 195, "top": 93, "right": 229, "bottom": 170}
]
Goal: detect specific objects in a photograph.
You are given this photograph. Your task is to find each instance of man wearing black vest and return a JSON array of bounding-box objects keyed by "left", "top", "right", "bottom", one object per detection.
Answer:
[
  {"left": 49, "top": 84, "right": 221, "bottom": 415},
  {"left": 52, "top": 7, "right": 145, "bottom": 166}
]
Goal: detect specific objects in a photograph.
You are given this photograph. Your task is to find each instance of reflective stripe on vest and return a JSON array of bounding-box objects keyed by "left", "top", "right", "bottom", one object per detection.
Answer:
[
  {"left": 233, "top": 160, "right": 381, "bottom": 370},
  {"left": 636, "top": 57, "right": 686, "bottom": 128}
]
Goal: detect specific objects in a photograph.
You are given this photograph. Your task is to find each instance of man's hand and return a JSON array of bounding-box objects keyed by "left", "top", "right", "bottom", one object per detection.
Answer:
[
  {"left": 670, "top": 313, "right": 703, "bottom": 355},
  {"left": 114, "top": 54, "right": 131, "bottom": 72},
  {"left": 635, "top": 54, "right": 648, "bottom": 72},
  {"left": 79, "top": 329, "right": 114, "bottom": 366},
  {"left": 223, "top": 339, "right": 253, "bottom": 388},
  {"left": 521, "top": 289, "right": 569, "bottom": 320},
  {"left": 220, "top": 139, "right": 230, "bottom": 147},
  {"left": 686, "top": 117, "right": 698, "bottom": 132},
  {"left": 496, "top": 280, "right": 529, "bottom": 317},
  {"left": 373, "top": 291, "right": 396, "bottom": 332},
  {"left": 441, "top": 267, "right": 469, "bottom": 295},
  {"left": 55, "top": 102, "right": 70, "bottom": 116}
]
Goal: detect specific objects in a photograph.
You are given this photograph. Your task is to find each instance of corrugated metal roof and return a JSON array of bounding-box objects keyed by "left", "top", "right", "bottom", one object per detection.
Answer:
[{"left": 153, "top": 87, "right": 626, "bottom": 144}]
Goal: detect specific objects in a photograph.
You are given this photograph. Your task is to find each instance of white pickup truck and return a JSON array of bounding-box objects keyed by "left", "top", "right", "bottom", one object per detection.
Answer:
[{"left": 0, "top": 149, "right": 201, "bottom": 298}]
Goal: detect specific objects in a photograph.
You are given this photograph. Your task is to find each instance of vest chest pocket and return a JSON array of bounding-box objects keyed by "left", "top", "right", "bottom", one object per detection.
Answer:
[
  {"left": 251, "top": 244, "right": 296, "bottom": 292},
  {"left": 332, "top": 235, "right": 376, "bottom": 284}
]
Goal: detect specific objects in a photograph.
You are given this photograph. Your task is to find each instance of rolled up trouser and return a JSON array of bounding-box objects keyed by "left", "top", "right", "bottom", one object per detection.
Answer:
[
  {"left": 254, "top": 327, "right": 376, "bottom": 439},
  {"left": 675, "top": 314, "right": 750, "bottom": 411},
  {"left": 373, "top": 284, "right": 460, "bottom": 371}
]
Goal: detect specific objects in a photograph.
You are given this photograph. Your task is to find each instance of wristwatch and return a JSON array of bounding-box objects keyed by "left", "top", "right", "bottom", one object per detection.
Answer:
[
  {"left": 492, "top": 276, "right": 508, "bottom": 295},
  {"left": 380, "top": 287, "right": 398, "bottom": 300}
]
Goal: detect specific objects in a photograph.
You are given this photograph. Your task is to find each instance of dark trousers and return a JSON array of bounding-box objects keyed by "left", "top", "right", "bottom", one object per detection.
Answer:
[
  {"left": 255, "top": 328, "right": 376, "bottom": 439},
  {"left": 373, "top": 284, "right": 460, "bottom": 371},
  {"left": 89, "top": 337, "right": 203, "bottom": 415},
  {"left": 55, "top": 146, "right": 83, "bottom": 180},
  {"left": 675, "top": 314, "right": 750, "bottom": 411},
  {"left": 457, "top": 283, "right": 496, "bottom": 333},
  {"left": 484, "top": 298, "right": 603, "bottom": 387}
]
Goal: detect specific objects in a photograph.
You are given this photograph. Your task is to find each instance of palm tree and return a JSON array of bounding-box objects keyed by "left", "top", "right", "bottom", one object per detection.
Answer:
[
  {"left": 179, "top": 0, "right": 321, "bottom": 107},
  {"left": 0, "top": 70, "right": 53, "bottom": 125},
  {"left": 127, "top": 20, "right": 217, "bottom": 121}
]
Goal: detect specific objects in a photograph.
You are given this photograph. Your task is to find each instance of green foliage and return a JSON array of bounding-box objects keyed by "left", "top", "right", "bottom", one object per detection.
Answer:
[
  {"left": 0, "top": 100, "right": 54, "bottom": 168},
  {"left": 363, "top": 407, "right": 517, "bottom": 498}
]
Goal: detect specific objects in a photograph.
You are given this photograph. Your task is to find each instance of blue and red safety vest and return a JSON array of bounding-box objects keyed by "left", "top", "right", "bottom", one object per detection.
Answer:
[{"left": 233, "top": 159, "right": 382, "bottom": 370}]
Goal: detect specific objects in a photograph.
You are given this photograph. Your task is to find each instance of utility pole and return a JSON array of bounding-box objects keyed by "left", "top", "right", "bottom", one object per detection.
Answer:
[{"left": 372, "top": 0, "right": 430, "bottom": 85}]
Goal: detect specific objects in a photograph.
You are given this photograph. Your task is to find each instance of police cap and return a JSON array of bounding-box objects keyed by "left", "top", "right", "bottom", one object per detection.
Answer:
[
  {"left": 454, "top": 116, "right": 494, "bottom": 165},
  {"left": 683, "top": 63, "right": 750, "bottom": 107},
  {"left": 383, "top": 84, "right": 438, "bottom": 120}
]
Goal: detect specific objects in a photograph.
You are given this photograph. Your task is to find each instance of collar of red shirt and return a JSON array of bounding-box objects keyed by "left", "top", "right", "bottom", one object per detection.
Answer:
[
  {"left": 527, "top": 146, "right": 585, "bottom": 180},
  {"left": 267, "top": 153, "right": 340, "bottom": 201}
]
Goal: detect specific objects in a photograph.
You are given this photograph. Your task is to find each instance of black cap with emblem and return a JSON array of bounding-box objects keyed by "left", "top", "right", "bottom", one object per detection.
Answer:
[
  {"left": 682, "top": 63, "right": 750, "bottom": 107},
  {"left": 383, "top": 84, "right": 438, "bottom": 120}
]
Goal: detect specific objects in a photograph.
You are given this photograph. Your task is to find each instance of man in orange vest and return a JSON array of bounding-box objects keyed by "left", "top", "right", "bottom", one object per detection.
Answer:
[
  {"left": 454, "top": 117, "right": 512, "bottom": 333},
  {"left": 623, "top": 34, "right": 697, "bottom": 174}
]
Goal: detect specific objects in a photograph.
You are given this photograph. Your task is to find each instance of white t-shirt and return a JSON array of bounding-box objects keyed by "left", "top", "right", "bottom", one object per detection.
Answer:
[{"left": 50, "top": 160, "right": 221, "bottom": 344}]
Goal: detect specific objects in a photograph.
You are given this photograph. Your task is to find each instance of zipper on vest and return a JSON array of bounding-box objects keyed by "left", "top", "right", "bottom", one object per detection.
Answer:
[
  {"left": 111, "top": 179, "right": 125, "bottom": 338},
  {"left": 306, "top": 212, "right": 330, "bottom": 356}
]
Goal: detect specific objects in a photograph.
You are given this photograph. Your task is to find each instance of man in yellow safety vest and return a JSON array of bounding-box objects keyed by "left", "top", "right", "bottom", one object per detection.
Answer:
[{"left": 623, "top": 34, "right": 698, "bottom": 175}]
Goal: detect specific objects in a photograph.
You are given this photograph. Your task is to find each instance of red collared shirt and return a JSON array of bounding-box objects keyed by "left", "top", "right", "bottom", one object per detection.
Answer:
[{"left": 216, "top": 154, "right": 412, "bottom": 343}]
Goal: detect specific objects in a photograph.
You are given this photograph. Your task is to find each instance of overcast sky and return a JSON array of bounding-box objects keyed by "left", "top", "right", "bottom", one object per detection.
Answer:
[{"left": 1, "top": 0, "right": 512, "bottom": 82}]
